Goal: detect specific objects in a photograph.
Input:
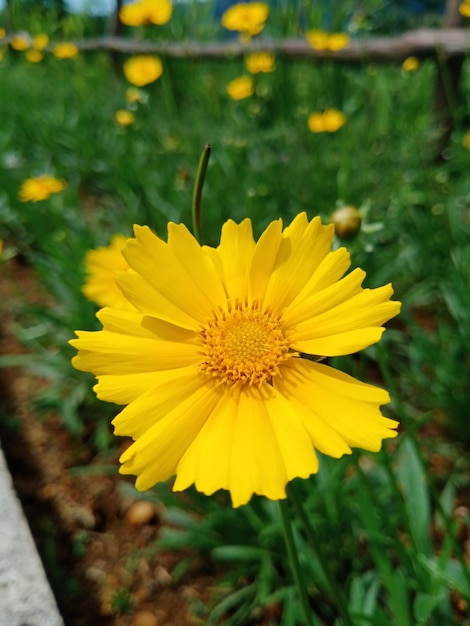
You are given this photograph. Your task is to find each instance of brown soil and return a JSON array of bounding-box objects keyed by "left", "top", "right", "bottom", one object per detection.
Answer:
[{"left": 0, "top": 258, "right": 216, "bottom": 626}]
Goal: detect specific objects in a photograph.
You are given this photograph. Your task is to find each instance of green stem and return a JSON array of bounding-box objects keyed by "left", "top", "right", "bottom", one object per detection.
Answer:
[
  {"left": 288, "top": 484, "right": 355, "bottom": 626},
  {"left": 277, "top": 498, "right": 314, "bottom": 626},
  {"left": 191, "top": 144, "right": 211, "bottom": 243}
]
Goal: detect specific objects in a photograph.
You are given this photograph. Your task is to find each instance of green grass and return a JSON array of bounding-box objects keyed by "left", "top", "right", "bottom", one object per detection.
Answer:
[{"left": 1, "top": 4, "right": 470, "bottom": 625}]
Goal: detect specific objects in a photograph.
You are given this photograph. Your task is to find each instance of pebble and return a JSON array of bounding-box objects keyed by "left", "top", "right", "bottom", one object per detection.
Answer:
[
  {"left": 132, "top": 609, "right": 159, "bottom": 626},
  {"left": 125, "top": 500, "right": 156, "bottom": 527}
]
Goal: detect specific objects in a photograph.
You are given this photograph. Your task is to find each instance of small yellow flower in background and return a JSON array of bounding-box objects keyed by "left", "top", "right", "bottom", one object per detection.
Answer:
[
  {"left": 115, "top": 109, "right": 136, "bottom": 126},
  {"left": 308, "top": 109, "right": 347, "bottom": 133},
  {"left": 0, "top": 27, "right": 6, "bottom": 39},
  {"left": 306, "top": 30, "right": 350, "bottom": 51},
  {"left": 10, "top": 34, "right": 30, "bottom": 50},
  {"left": 402, "top": 56, "right": 419, "bottom": 72},
  {"left": 0, "top": 50, "right": 4, "bottom": 62},
  {"left": 462, "top": 130, "right": 470, "bottom": 150},
  {"left": 82, "top": 235, "right": 135, "bottom": 311},
  {"left": 33, "top": 33, "right": 49, "bottom": 50},
  {"left": 53, "top": 42, "right": 79, "bottom": 59},
  {"left": 18, "top": 175, "right": 67, "bottom": 202},
  {"left": 123, "top": 55, "right": 163, "bottom": 87},
  {"left": 71, "top": 214, "right": 400, "bottom": 508},
  {"left": 459, "top": 1, "right": 470, "bottom": 17},
  {"left": 120, "top": 0, "right": 173, "bottom": 26},
  {"left": 221, "top": 2, "right": 269, "bottom": 38},
  {"left": 246, "top": 51, "right": 275, "bottom": 74},
  {"left": 25, "top": 49, "right": 43, "bottom": 63},
  {"left": 126, "top": 86, "right": 144, "bottom": 103},
  {"left": 226, "top": 75, "right": 254, "bottom": 100}
]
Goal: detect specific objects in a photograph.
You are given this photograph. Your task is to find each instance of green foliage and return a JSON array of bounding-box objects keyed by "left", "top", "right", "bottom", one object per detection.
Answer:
[{"left": 1, "top": 4, "right": 470, "bottom": 625}]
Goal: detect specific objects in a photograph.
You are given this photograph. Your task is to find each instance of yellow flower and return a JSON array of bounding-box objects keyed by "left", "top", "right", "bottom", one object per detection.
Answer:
[
  {"left": 308, "top": 109, "right": 347, "bottom": 133},
  {"left": 115, "top": 109, "right": 136, "bottom": 126},
  {"left": 10, "top": 34, "right": 30, "bottom": 50},
  {"left": 0, "top": 28, "right": 6, "bottom": 39},
  {"left": 125, "top": 86, "right": 144, "bottom": 103},
  {"left": 462, "top": 130, "right": 470, "bottom": 150},
  {"left": 53, "top": 42, "right": 79, "bottom": 59},
  {"left": 123, "top": 55, "right": 163, "bottom": 86},
  {"left": 120, "top": 0, "right": 172, "bottom": 26},
  {"left": 18, "top": 175, "right": 67, "bottom": 202},
  {"left": 459, "top": 1, "right": 470, "bottom": 17},
  {"left": 226, "top": 75, "right": 254, "bottom": 100},
  {"left": 306, "top": 30, "right": 350, "bottom": 51},
  {"left": 82, "top": 235, "right": 135, "bottom": 311},
  {"left": 245, "top": 51, "right": 275, "bottom": 74},
  {"left": 25, "top": 50, "right": 43, "bottom": 63},
  {"left": 221, "top": 2, "right": 269, "bottom": 38},
  {"left": 71, "top": 214, "right": 401, "bottom": 508},
  {"left": 33, "top": 33, "right": 49, "bottom": 50},
  {"left": 402, "top": 56, "right": 419, "bottom": 72}
]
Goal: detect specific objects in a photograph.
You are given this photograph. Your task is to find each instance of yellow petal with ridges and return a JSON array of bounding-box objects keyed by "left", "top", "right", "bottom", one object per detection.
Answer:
[
  {"left": 71, "top": 330, "right": 198, "bottom": 376},
  {"left": 123, "top": 225, "right": 222, "bottom": 325},
  {"left": 263, "top": 215, "right": 335, "bottom": 314},
  {"left": 287, "top": 247, "right": 351, "bottom": 311},
  {"left": 278, "top": 360, "right": 397, "bottom": 453},
  {"left": 213, "top": 218, "right": 256, "bottom": 300},
  {"left": 248, "top": 219, "right": 283, "bottom": 304},
  {"left": 112, "top": 365, "right": 205, "bottom": 437},
  {"left": 119, "top": 381, "right": 221, "bottom": 490}
]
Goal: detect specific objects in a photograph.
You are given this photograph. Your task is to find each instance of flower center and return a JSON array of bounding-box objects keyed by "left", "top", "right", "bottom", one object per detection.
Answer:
[{"left": 200, "top": 301, "right": 294, "bottom": 386}]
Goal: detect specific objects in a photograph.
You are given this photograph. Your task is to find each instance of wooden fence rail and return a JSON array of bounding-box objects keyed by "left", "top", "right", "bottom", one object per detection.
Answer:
[{"left": 4, "top": 28, "right": 470, "bottom": 61}]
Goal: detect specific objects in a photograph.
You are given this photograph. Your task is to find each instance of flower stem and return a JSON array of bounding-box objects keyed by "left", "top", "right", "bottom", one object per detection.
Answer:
[
  {"left": 277, "top": 498, "right": 314, "bottom": 626},
  {"left": 191, "top": 143, "right": 211, "bottom": 243}
]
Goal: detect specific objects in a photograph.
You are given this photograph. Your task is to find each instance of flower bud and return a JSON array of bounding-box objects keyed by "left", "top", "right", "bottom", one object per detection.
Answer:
[{"left": 330, "top": 205, "right": 362, "bottom": 239}]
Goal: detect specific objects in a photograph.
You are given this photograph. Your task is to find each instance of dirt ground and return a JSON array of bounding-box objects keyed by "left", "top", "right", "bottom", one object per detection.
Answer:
[{"left": 0, "top": 258, "right": 216, "bottom": 626}]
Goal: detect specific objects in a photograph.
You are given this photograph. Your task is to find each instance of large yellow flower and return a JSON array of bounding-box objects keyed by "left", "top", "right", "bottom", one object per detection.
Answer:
[
  {"left": 71, "top": 214, "right": 400, "bottom": 508},
  {"left": 123, "top": 55, "right": 163, "bottom": 86},
  {"left": 120, "top": 0, "right": 172, "bottom": 26},
  {"left": 18, "top": 175, "right": 66, "bottom": 202},
  {"left": 221, "top": 2, "right": 269, "bottom": 38},
  {"left": 82, "top": 235, "right": 135, "bottom": 311}
]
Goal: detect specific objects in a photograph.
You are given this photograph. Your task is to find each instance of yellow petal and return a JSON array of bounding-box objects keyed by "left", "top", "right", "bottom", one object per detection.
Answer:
[
  {"left": 291, "top": 282, "right": 401, "bottom": 354},
  {"left": 213, "top": 218, "right": 256, "bottom": 301},
  {"left": 248, "top": 218, "right": 283, "bottom": 304},
  {"left": 71, "top": 329, "right": 198, "bottom": 375},
  {"left": 123, "top": 224, "right": 223, "bottom": 325},
  {"left": 293, "top": 327, "right": 386, "bottom": 356},
  {"left": 112, "top": 365, "right": 205, "bottom": 437},
  {"left": 263, "top": 215, "right": 335, "bottom": 314},
  {"left": 119, "top": 380, "right": 221, "bottom": 490},
  {"left": 277, "top": 360, "right": 398, "bottom": 454},
  {"left": 176, "top": 385, "right": 290, "bottom": 507}
]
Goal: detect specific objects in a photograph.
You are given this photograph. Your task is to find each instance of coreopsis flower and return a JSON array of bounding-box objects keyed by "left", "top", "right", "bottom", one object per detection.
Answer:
[
  {"left": 226, "top": 75, "right": 254, "bottom": 100},
  {"left": 245, "top": 51, "right": 275, "bottom": 74},
  {"left": 33, "top": 34, "right": 49, "bottom": 50},
  {"left": 115, "top": 109, "right": 135, "bottom": 126},
  {"left": 120, "top": 0, "right": 172, "bottom": 26},
  {"left": 0, "top": 28, "right": 6, "bottom": 39},
  {"left": 53, "top": 42, "right": 79, "bottom": 59},
  {"left": 71, "top": 214, "right": 401, "bottom": 508},
  {"left": 25, "top": 50, "right": 43, "bottom": 63},
  {"left": 123, "top": 55, "right": 163, "bottom": 87},
  {"left": 459, "top": 1, "right": 470, "bottom": 17},
  {"left": 308, "top": 110, "right": 346, "bottom": 133},
  {"left": 82, "top": 235, "right": 134, "bottom": 310},
  {"left": 306, "top": 30, "right": 350, "bottom": 51},
  {"left": 221, "top": 2, "right": 269, "bottom": 38},
  {"left": 10, "top": 34, "right": 30, "bottom": 50},
  {"left": 18, "top": 175, "right": 66, "bottom": 202},
  {"left": 402, "top": 56, "right": 419, "bottom": 72}
]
